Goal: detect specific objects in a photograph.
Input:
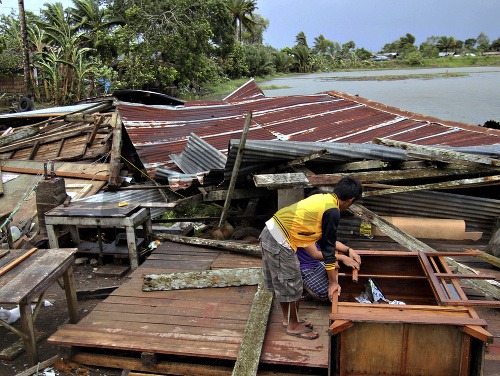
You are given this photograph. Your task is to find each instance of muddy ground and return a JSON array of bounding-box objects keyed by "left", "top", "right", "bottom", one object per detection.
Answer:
[{"left": 0, "top": 259, "right": 126, "bottom": 376}]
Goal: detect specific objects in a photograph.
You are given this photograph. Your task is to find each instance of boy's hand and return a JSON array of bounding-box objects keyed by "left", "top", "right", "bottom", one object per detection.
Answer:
[{"left": 328, "top": 281, "right": 340, "bottom": 301}]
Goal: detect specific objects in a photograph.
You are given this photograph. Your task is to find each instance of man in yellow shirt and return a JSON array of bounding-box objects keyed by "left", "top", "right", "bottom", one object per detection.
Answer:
[{"left": 260, "top": 176, "right": 363, "bottom": 339}]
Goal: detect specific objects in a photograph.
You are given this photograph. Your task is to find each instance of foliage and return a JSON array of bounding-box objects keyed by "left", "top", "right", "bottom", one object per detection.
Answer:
[
  {"left": 121, "top": 0, "right": 234, "bottom": 91},
  {"left": 224, "top": 42, "right": 249, "bottom": 79},
  {"left": 243, "top": 43, "right": 275, "bottom": 76},
  {"left": 406, "top": 51, "right": 424, "bottom": 66},
  {"left": 1, "top": 4, "right": 499, "bottom": 106},
  {"left": 273, "top": 49, "right": 295, "bottom": 73},
  {"left": 226, "top": 0, "right": 257, "bottom": 43}
]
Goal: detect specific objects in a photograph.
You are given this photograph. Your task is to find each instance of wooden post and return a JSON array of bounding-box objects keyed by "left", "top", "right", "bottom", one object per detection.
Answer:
[
  {"left": 219, "top": 111, "right": 252, "bottom": 227},
  {"left": 108, "top": 112, "right": 124, "bottom": 190}
]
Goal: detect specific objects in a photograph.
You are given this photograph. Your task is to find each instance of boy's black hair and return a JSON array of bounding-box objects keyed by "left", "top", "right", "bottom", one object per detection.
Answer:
[{"left": 333, "top": 176, "right": 363, "bottom": 201}]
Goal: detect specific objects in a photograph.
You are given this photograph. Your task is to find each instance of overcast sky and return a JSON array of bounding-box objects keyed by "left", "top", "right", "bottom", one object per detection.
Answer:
[
  {"left": 257, "top": 0, "right": 499, "bottom": 52},
  {"left": 1, "top": 0, "right": 498, "bottom": 53}
]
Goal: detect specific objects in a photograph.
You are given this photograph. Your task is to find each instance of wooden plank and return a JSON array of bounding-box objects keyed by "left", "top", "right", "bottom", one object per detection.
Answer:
[
  {"left": 74, "top": 352, "right": 233, "bottom": 376},
  {"left": 156, "top": 234, "right": 261, "bottom": 257},
  {"left": 232, "top": 285, "right": 273, "bottom": 376},
  {"left": 373, "top": 137, "right": 500, "bottom": 167},
  {"left": 461, "top": 325, "right": 494, "bottom": 343},
  {"left": 331, "top": 159, "right": 388, "bottom": 172},
  {"left": 307, "top": 167, "right": 482, "bottom": 186},
  {"left": 49, "top": 325, "right": 241, "bottom": 359},
  {"left": 328, "top": 319, "right": 353, "bottom": 335},
  {"left": 0, "top": 160, "right": 110, "bottom": 181},
  {"left": 363, "top": 175, "right": 500, "bottom": 196},
  {"left": 142, "top": 268, "right": 262, "bottom": 291}
]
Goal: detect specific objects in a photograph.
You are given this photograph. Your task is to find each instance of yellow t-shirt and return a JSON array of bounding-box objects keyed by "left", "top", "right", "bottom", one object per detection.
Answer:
[{"left": 272, "top": 193, "right": 340, "bottom": 269}]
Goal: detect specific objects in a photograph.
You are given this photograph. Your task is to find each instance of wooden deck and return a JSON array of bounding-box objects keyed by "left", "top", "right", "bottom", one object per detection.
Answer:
[{"left": 48, "top": 241, "right": 332, "bottom": 375}]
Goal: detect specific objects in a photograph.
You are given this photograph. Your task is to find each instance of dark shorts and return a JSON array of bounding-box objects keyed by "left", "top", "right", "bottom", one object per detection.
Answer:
[{"left": 260, "top": 227, "right": 303, "bottom": 303}]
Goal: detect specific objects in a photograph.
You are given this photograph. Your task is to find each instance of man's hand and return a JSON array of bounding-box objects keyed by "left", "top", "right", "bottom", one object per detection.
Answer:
[
  {"left": 328, "top": 281, "right": 340, "bottom": 302},
  {"left": 349, "top": 249, "right": 361, "bottom": 265},
  {"left": 338, "top": 255, "right": 360, "bottom": 270}
]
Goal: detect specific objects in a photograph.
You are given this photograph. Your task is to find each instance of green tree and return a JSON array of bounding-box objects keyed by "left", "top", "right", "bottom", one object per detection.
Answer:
[
  {"left": 419, "top": 41, "right": 439, "bottom": 58},
  {"left": 491, "top": 38, "right": 500, "bottom": 51},
  {"left": 226, "top": 0, "right": 257, "bottom": 43},
  {"left": 121, "top": 0, "right": 234, "bottom": 91},
  {"left": 69, "top": 0, "right": 124, "bottom": 61},
  {"left": 243, "top": 43, "right": 275, "bottom": 76},
  {"left": 313, "top": 34, "right": 333, "bottom": 55},
  {"left": 476, "top": 32, "right": 490, "bottom": 52},
  {"left": 241, "top": 13, "right": 268, "bottom": 44},
  {"left": 406, "top": 51, "right": 423, "bottom": 65},
  {"left": 382, "top": 33, "right": 416, "bottom": 57},
  {"left": 295, "top": 31, "right": 308, "bottom": 48},
  {"left": 355, "top": 47, "right": 372, "bottom": 61},
  {"left": 0, "top": 15, "right": 23, "bottom": 75},
  {"left": 437, "top": 36, "right": 457, "bottom": 53},
  {"left": 273, "top": 49, "right": 294, "bottom": 73}
]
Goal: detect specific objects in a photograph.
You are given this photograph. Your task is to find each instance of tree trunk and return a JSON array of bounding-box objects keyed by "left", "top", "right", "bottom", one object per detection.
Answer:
[{"left": 18, "top": 0, "right": 30, "bottom": 95}]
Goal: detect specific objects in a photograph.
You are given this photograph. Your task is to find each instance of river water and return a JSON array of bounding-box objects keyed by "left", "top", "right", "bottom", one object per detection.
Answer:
[{"left": 260, "top": 67, "right": 500, "bottom": 126}]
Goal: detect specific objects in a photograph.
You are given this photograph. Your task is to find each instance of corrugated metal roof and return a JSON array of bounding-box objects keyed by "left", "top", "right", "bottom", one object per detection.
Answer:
[
  {"left": 170, "top": 133, "right": 226, "bottom": 174},
  {"left": 117, "top": 79, "right": 500, "bottom": 178},
  {"left": 77, "top": 187, "right": 168, "bottom": 219}
]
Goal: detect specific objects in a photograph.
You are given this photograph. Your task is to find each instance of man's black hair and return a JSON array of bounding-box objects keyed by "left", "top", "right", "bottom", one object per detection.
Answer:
[{"left": 333, "top": 176, "right": 363, "bottom": 201}]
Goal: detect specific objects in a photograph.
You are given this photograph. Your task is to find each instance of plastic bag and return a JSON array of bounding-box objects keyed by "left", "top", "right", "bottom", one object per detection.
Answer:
[
  {"left": 355, "top": 278, "right": 406, "bottom": 305},
  {"left": 0, "top": 306, "right": 20, "bottom": 324}
]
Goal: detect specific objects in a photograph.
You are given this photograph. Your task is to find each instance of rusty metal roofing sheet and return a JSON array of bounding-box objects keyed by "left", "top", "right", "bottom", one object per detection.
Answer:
[
  {"left": 117, "top": 79, "right": 499, "bottom": 178},
  {"left": 223, "top": 78, "right": 265, "bottom": 102},
  {"left": 170, "top": 133, "right": 226, "bottom": 174}
]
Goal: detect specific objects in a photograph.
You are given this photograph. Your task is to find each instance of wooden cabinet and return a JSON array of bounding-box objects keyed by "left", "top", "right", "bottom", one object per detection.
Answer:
[{"left": 329, "top": 251, "right": 494, "bottom": 376}]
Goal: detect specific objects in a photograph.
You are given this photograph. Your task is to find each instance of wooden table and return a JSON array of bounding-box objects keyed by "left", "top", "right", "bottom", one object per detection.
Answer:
[
  {"left": 0, "top": 248, "right": 79, "bottom": 366},
  {"left": 45, "top": 201, "right": 152, "bottom": 270}
]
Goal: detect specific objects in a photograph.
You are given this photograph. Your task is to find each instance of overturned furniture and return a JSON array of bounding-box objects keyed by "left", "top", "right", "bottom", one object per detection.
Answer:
[{"left": 329, "top": 250, "right": 497, "bottom": 376}]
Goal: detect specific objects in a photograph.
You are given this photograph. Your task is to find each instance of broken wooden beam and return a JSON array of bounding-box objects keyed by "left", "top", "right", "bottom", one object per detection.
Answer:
[
  {"left": 363, "top": 175, "right": 500, "bottom": 196},
  {"left": 142, "top": 267, "right": 262, "bottom": 291},
  {"left": 219, "top": 111, "right": 252, "bottom": 227},
  {"left": 232, "top": 283, "right": 273, "bottom": 376},
  {"left": 254, "top": 167, "right": 484, "bottom": 189},
  {"left": 373, "top": 137, "right": 500, "bottom": 168},
  {"left": 331, "top": 160, "right": 388, "bottom": 172},
  {"left": 155, "top": 234, "right": 261, "bottom": 257}
]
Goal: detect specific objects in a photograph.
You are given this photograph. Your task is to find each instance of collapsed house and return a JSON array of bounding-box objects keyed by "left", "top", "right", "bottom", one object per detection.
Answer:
[{"left": 0, "top": 79, "right": 499, "bottom": 375}]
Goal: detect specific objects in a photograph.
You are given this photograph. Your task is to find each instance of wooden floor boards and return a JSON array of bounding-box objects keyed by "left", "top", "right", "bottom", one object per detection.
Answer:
[{"left": 48, "top": 241, "right": 331, "bottom": 374}]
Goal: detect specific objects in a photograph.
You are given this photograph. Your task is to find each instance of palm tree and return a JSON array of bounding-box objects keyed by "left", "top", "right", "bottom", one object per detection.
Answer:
[
  {"left": 69, "top": 0, "right": 124, "bottom": 51},
  {"left": 313, "top": 34, "right": 334, "bottom": 55},
  {"left": 295, "top": 31, "right": 308, "bottom": 47},
  {"left": 226, "top": 0, "right": 257, "bottom": 42}
]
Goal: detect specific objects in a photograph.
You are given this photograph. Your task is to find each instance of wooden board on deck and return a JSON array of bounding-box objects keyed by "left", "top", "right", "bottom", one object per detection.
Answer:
[{"left": 48, "top": 240, "right": 331, "bottom": 371}]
